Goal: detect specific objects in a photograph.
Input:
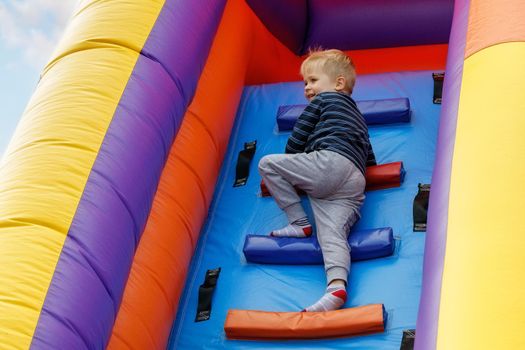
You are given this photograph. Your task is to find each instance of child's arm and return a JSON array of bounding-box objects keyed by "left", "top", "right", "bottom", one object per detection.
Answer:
[
  {"left": 366, "top": 143, "right": 377, "bottom": 166},
  {"left": 285, "top": 97, "right": 323, "bottom": 153}
]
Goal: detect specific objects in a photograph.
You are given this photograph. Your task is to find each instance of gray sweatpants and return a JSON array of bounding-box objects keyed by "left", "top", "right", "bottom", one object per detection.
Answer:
[{"left": 258, "top": 150, "right": 365, "bottom": 285}]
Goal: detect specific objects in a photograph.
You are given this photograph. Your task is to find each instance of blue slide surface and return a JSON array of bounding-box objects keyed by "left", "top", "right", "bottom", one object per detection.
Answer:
[{"left": 168, "top": 70, "right": 441, "bottom": 349}]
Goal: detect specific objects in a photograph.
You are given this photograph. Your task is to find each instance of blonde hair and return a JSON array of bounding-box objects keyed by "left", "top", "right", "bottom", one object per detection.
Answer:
[{"left": 300, "top": 49, "right": 356, "bottom": 93}]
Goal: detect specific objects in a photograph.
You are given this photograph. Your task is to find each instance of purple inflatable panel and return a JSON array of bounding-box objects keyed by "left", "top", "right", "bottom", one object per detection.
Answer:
[
  {"left": 246, "top": 0, "right": 307, "bottom": 54},
  {"left": 305, "top": 0, "right": 453, "bottom": 51},
  {"left": 415, "top": 0, "right": 470, "bottom": 349}
]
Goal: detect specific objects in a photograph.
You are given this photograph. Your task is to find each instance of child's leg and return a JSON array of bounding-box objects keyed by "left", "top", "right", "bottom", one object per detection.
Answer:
[
  {"left": 302, "top": 198, "right": 358, "bottom": 312},
  {"left": 303, "top": 158, "right": 365, "bottom": 312},
  {"left": 311, "top": 198, "right": 359, "bottom": 285},
  {"left": 258, "top": 151, "right": 357, "bottom": 237},
  {"left": 258, "top": 153, "right": 317, "bottom": 236}
]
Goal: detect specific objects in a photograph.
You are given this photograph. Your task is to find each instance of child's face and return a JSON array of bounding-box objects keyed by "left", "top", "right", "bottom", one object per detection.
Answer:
[{"left": 303, "top": 66, "right": 338, "bottom": 101}]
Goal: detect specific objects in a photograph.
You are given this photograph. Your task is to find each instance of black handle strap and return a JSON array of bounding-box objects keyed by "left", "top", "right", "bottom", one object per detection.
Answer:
[
  {"left": 234, "top": 140, "right": 257, "bottom": 187},
  {"left": 432, "top": 72, "right": 444, "bottom": 104},
  {"left": 195, "top": 267, "right": 221, "bottom": 322},
  {"left": 400, "top": 329, "right": 416, "bottom": 350},
  {"left": 413, "top": 183, "right": 431, "bottom": 232}
]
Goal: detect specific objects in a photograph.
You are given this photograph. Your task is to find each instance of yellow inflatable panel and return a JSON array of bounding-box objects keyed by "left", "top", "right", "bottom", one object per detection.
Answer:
[
  {"left": 438, "top": 42, "right": 525, "bottom": 349},
  {"left": 0, "top": 0, "right": 164, "bottom": 347},
  {"left": 0, "top": 47, "right": 137, "bottom": 349},
  {"left": 44, "top": 0, "right": 163, "bottom": 75}
]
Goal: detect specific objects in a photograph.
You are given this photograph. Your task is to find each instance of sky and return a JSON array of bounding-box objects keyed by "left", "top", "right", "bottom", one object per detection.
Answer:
[{"left": 0, "top": 0, "right": 78, "bottom": 158}]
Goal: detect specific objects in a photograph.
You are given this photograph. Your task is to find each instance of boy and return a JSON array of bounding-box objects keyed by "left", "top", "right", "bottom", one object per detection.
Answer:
[{"left": 258, "top": 49, "right": 376, "bottom": 312}]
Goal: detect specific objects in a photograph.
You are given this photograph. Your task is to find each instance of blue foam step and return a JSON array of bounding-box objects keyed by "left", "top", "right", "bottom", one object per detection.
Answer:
[
  {"left": 243, "top": 227, "right": 394, "bottom": 264},
  {"left": 277, "top": 97, "right": 410, "bottom": 131}
]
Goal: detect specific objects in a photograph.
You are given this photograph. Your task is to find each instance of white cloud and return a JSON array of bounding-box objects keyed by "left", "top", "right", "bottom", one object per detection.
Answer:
[{"left": 0, "top": 0, "right": 78, "bottom": 70}]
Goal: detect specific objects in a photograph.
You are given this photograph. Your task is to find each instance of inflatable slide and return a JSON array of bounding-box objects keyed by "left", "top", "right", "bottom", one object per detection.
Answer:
[{"left": 1, "top": 0, "right": 524, "bottom": 349}]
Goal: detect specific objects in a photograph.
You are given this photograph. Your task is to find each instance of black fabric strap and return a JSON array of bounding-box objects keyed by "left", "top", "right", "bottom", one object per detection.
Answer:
[
  {"left": 195, "top": 268, "right": 221, "bottom": 322},
  {"left": 234, "top": 140, "right": 257, "bottom": 187},
  {"left": 413, "top": 183, "right": 431, "bottom": 232},
  {"left": 400, "top": 329, "right": 416, "bottom": 350},
  {"left": 432, "top": 72, "right": 444, "bottom": 104}
]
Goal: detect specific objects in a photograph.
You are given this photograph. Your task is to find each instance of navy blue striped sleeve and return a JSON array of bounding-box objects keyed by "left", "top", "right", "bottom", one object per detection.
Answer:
[
  {"left": 285, "top": 96, "right": 322, "bottom": 153},
  {"left": 367, "top": 143, "right": 377, "bottom": 166}
]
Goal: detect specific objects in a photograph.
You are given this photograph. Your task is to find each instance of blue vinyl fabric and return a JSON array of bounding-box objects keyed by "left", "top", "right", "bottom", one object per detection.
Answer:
[
  {"left": 277, "top": 97, "right": 411, "bottom": 131},
  {"left": 168, "top": 71, "right": 441, "bottom": 349},
  {"left": 244, "top": 227, "right": 394, "bottom": 264}
]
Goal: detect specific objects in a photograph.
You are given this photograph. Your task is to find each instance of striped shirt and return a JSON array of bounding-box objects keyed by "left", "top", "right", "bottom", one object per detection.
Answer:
[{"left": 285, "top": 92, "right": 376, "bottom": 175}]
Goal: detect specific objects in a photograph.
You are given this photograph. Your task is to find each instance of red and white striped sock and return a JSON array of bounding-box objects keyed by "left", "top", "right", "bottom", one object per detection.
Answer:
[
  {"left": 302, "top": 285, "right": 347, "bottom": 312},
  {"left": 270, "top": 217, "right": 312, "bottom": 237}
]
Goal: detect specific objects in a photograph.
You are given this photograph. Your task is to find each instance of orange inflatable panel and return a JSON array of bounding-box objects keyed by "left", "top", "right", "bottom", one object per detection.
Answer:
[
  {"left": 224, "top": 304, "right": 386, "bottom": 340},
  {"left": 261, "top": 161, "right": 405, "bottom": 196}
]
